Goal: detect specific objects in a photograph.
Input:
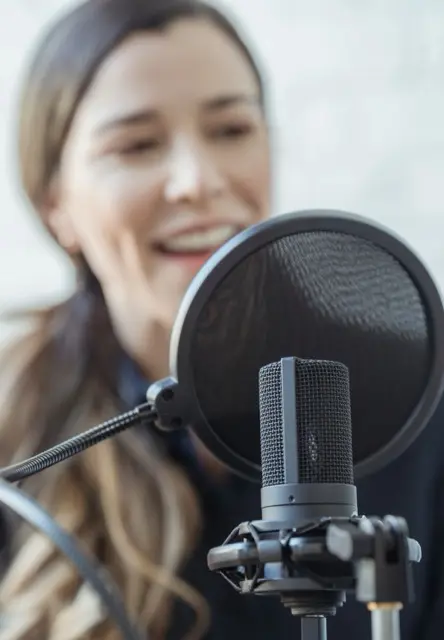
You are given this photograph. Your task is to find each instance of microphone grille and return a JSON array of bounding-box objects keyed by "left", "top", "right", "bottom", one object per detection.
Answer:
[
  {"left": 258, "top": 361, "right": 285, "bottom": 486},
  {"left": 259, "top": 358, "right": 353, "bottom": 487}
]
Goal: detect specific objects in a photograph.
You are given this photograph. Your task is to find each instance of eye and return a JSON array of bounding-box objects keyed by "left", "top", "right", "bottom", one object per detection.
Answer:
[
  {"left": 211, "top": 122, "right": 254, "bottom": 140},
  {"left": 119, "top": 138, "right": 162, "bottom": 155}
]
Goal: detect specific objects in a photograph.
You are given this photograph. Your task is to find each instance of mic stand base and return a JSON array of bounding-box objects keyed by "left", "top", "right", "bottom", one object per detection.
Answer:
[{"left": 301, "top": 616, "right": 327, "bottom": 640}]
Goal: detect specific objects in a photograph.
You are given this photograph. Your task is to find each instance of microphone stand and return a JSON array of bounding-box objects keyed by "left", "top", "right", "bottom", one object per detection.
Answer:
[
  {"left": 301, "top": 617, "right": 327, "bottom": 640},
  {"left": 207, "top": 514, "right": 421, "bottom": 640}
]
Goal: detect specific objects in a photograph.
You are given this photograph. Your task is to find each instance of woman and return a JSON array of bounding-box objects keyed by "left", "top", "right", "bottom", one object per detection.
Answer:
[{"left": 0, "top": 1, "right": 443, "bottom": 639}]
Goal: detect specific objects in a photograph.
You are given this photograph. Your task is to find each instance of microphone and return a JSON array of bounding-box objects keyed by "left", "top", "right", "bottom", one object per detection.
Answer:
[
  {"left": 207, "top": 356, "right": 421, "bottom": 640},
  {"left": 258, "top": 357, "right": 357, "bottom": 525}
]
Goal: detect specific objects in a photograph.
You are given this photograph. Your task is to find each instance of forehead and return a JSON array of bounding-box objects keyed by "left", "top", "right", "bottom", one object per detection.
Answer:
[{"left": 78, "top": 18, "right": 260, "bottom": 121}]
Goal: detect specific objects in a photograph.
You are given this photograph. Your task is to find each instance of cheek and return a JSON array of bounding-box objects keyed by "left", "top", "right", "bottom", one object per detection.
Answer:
[
  {"left": 63, "top": 166, "right": 160, "bottom": 280},
  {"left": 229, "top": 139, "right": 271, "bottom": 217}
]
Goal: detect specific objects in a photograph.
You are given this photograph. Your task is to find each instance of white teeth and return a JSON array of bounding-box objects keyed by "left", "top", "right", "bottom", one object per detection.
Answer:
[{"left": 160, "top": 225, "right": 238, "bottom": 253}]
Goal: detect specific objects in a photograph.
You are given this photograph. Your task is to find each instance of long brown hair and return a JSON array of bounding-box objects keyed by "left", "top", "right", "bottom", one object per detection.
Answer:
[{"left": 0, "top": 2, "right": 264, "bottom": 638}]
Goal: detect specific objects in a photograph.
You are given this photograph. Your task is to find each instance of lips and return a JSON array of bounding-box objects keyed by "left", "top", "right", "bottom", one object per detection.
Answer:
[{"left": 154, "top": 224, "right": 241, "bottom": 255}]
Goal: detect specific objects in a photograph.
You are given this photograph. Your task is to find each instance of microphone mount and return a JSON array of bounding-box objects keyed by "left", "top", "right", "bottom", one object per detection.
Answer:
[{"left": 207, "top": 514, "right": 421, "bottom": 640}]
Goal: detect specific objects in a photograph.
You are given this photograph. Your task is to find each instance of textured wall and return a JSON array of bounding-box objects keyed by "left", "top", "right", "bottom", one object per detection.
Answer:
[{"left": 1, "top": 0, "right": 444, "bottom": 322}]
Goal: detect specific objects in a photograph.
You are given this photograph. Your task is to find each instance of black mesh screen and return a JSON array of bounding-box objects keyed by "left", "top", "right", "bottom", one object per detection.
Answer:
[
  {"left": 259, "top": 359, "right": 353, "bottom": 487},
  {"left": 190, "top": 230, "right": 431, "bottom": 470}
]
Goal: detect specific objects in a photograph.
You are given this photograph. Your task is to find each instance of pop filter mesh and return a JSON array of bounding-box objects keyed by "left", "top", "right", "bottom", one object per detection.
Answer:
[{"left": 190, "top": 231, "right": 430, "bottom": 469}]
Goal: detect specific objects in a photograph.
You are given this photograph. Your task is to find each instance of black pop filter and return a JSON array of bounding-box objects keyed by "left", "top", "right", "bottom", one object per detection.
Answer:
[{"left": 155, "top": 210, "right": 444, "bottom": 483}]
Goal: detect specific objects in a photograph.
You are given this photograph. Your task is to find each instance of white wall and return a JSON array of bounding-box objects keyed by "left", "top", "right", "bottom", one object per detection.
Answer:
[{"left": 1, "top": 0, "right": 444, "bottom": 325}]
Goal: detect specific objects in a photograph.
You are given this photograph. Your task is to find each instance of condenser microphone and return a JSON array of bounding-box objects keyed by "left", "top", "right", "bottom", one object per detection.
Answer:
[
  {"left": 258, "top": 357, "right": 357, "bottom": 526},
  {"left": 206, "top": 356, "right": 421, "bottom": 640}
]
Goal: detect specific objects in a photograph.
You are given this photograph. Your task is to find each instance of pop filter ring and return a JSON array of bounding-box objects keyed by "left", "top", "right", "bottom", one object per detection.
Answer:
[{"left": 168, "top": 209, "right": 444, "bottom": 482}]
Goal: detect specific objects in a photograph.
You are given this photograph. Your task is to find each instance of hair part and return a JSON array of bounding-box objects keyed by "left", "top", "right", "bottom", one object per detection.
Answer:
[{"left": 0, "top": 1, "right": 265, "bottom": 638}]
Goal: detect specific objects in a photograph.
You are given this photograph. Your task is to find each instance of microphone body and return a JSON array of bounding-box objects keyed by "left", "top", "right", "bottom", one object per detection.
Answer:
[{"left": 259, "top": 357, "right": 357, "bottom": 525}]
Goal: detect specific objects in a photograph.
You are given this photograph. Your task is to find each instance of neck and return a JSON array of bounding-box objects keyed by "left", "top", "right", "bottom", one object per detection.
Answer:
[
  {"left": 130, "top": 321, "right": 171, "bottom": 382},
  {"left": 109, "top": 306, "right": 171, "bottom": 382}
]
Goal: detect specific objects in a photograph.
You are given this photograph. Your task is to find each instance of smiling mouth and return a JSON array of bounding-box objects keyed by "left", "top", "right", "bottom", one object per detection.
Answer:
[{"left": 153, "top": 224, "right": 242, "bottom": 256}]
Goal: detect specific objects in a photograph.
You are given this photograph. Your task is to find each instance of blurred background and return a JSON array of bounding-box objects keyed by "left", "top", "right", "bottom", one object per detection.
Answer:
[{"left": 1, "top": 0, "right": 444, "bottom": 334}]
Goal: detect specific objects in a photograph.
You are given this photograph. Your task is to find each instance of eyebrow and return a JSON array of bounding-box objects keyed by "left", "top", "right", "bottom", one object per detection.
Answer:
[
  {"left": 204, "top": 93, "right": 260, "bottom": 111},
  {"left": 93, "top": 93, "right": 260, "bottom": 136},
  {"left": 94, "top": 110, "right": 157, "bottom": 136}
]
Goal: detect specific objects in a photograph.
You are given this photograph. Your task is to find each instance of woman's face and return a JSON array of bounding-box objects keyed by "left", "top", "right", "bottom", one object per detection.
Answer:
[{"left": 48, "top": 17, "right": 270, "bottom": 353}]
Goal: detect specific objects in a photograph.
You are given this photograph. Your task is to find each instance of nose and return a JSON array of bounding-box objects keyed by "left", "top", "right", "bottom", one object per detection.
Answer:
[{"left": 164, "top": 137, "right": 225, "bottom": 204}]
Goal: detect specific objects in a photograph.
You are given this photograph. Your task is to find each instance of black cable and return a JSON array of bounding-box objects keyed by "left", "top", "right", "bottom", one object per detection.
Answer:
[
  {"left": 0, "top": 478, "right": 145, "bottom": 640},
  {"left": 0, "top": 403, "right": 156, "bottom": 483}
]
